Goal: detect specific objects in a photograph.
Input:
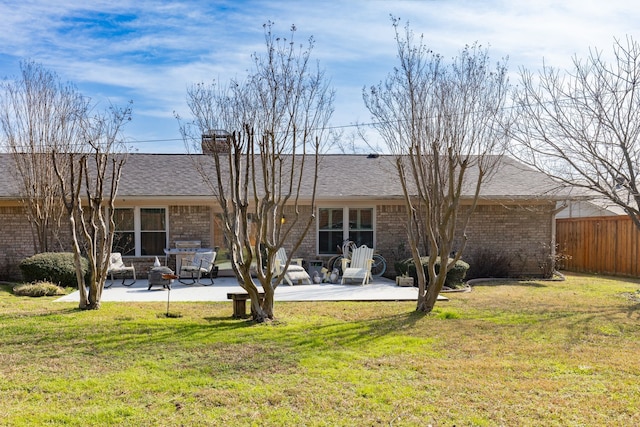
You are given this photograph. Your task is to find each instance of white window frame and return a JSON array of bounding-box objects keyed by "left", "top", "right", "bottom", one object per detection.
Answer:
[
  {"left": 112, "top": 207, "right": 169, "bottom": 257},
  {"left": 316, "top": 206, "right": 376, "bottom": 255}
]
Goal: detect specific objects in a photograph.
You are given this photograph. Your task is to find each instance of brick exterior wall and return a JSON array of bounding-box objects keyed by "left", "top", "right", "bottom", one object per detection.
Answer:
[
  {"left": 376, "top": 204, "right": 411, "bottom": 272},
  {"left": 168, "top": 205, "right": 212, "bottom": 248},
  {"left": 277, "top": 202, "right": 554, "bottom": 277},
  {"left": 163, "top": 205, "right": 213, "bottom": 273},
  {"left": 0, "top": 201, "right": 554, "bottom": 280},
  {"left": 461, "top": 204, "right": 555, "bottom": 277},
  {"left": 0, "top": 204, "right": 214, "bottom": 280},
  {"left": 376, "top": 203, "right": 555, "bottom": 277},
  {"left": 0, "top": 206, "right": 34, "bottom": 280},
  {"left": 282, "top": 205, "right": 315, "bottom": 258}
]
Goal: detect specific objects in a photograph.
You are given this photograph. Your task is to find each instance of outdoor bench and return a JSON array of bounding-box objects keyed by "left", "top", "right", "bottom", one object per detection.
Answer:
[{"left": 226, "top": 292, "right": 266, "bottom": 319}]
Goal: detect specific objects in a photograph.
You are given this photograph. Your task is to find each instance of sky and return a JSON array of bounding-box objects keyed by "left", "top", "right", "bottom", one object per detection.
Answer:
[{"left": 1, "top": 0, "right": 639, "bottom": 153}]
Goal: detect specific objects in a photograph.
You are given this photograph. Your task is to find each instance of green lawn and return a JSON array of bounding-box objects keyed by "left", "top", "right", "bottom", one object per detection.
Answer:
[{"left": 1, "top": 273, "right": 639, "bottom": 426}]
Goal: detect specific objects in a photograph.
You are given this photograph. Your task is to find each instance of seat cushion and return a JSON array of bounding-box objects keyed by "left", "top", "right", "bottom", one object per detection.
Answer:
[
  {"left": 343, "top": 267, "right": 367, "bottom": 278},
  {"left": 286, "top": 270, "right": 310, "bottom": 281},
  {"left": 181, "top": 265, "right": 205, "bottom": 272}
]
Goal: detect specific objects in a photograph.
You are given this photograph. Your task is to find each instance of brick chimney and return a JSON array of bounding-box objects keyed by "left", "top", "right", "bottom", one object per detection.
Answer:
[{"left": 201, "top": 129, "right": 231, "bottom": 154}]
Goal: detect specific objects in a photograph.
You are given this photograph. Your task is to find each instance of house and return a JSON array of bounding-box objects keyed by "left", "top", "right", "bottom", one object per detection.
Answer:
[
  {"left": 0, "top": 152, "right": 570, "bottom": 280},
  {"left": 556, "top": 198, "right": 627, "bottom": 219}
]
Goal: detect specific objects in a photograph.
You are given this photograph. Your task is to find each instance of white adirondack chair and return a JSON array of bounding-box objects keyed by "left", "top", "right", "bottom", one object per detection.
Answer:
[
  {"left": 341, "top": 245, "right": 374, "bottom": 285},
  {"left": 274, "top": 248, "right": 311, "bottom": 286}
]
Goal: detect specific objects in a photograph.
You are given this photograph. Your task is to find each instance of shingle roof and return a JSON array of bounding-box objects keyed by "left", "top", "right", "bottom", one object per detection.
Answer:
[
  {"left": 0, "top": 155, "right": 23, "bottom": 198},
  {"left": 0, "top": 153, "right": 567, "bottom": 201}
]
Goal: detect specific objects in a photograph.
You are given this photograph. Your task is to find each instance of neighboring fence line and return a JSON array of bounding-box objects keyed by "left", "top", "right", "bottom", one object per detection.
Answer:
[{"left": 556, "top": 216, "right": 640, "bottom": 277}]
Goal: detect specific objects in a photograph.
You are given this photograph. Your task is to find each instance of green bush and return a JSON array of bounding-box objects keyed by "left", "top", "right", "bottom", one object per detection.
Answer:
[
  {"left": 395, "top": 256, "right": 469, "bottom": 288},
  {"left": 19, "top": 253, "right": 89, "bottom": 288},
  {"left": 13, "top": 281, "right": 67, "bottom": 297}
]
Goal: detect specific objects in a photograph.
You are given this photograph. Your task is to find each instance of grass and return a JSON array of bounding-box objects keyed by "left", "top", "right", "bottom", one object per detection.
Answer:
[{"left": 0, "top": 273, "right": 639, "bottom": 426}]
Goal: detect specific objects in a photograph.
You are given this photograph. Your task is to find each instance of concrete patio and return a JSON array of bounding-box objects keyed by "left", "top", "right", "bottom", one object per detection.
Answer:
[{"left": 55, "top": 276, "right": 448, "bottom": 303}]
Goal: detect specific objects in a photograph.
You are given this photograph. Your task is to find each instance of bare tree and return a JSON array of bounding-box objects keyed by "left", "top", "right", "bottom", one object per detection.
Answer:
[
  {"left": 0, "top": 61, "right": 88, "bottom": 252},
  {"left": 1, "top": 60, "right": 130, "bottom": 309},
  {"left": 511, "top": 36, "right": 640, "bottom": 230},
  {"left": 53, "top": 104, "right": 132, "bottom": 310},
  {"left": 364, "top": 19, "right": 510, "bottom": 313},
  {"left": 179, "top": 23, "right": 334, "bottom": 322}
]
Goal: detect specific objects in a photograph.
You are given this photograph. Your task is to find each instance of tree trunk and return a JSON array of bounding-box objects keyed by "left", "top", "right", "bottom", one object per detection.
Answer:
[
  {"left": 86, "top": 277, "right": 102, "bottom": 310},
  {"left": 253, "top": 289, "right": 274, "bottom": 323},
  {"left": 416, "top": 268, "right": 446, "bottom": 313},
  {"left": 67, "top": 214, "right": 88, "bottom": 309}
]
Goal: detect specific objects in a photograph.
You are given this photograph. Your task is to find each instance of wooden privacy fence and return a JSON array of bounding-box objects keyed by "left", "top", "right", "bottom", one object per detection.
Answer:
[{"left": 556, "top": 216, "right": 640, "bottom": 277}]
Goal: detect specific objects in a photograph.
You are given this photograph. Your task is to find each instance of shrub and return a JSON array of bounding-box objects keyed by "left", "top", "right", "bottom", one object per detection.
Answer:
[
  {"left": 465, "top": 248, "right": 513, "bottom": 279},
  {"left": 395, "top": 256, "right": 469, "bottom": 288},
  {"left": 12, "top": 281, "right": 67, "bottom": 297},
  {"left": 19, "top": 252, "right": 89, "bottom": 288},
  {"left": 395, "top": 257, "right": 412, "bottom": 276}
]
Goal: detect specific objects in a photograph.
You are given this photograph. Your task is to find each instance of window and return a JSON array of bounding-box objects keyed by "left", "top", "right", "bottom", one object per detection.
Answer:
[
  {"left": 140, "top": 208, "right": 166, "bottom": 256},
  {"left": 348, "top": 208, "right": 373, "bottom": 248},
  {"left": 112, "top": 207, "right": 167, "bottom": 256},
  {"left": 112, "top": 208, "right": 135, "bottom": 256},
  {"left": 318, "top": 208, "right": 344, "bottom": 254},
  {"left": 318, "top": 207, "right": 374, "bottom": 254}
]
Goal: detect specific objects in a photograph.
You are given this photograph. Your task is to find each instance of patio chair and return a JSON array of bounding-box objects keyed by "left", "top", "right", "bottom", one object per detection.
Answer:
[
  {"left": 106, "top": 252, "right": 136, "bottom": 288},
  {"left": 341, "top": 245, "right": 374, "bottom": 285},
  {"left": 178, "top": 251, "right": 217, "bottom": 285},
  {"left": 274, "top": 247, "right": 311, "bottom": 286}
]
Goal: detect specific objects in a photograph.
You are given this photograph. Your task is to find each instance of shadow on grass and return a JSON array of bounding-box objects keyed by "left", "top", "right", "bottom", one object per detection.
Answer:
[
  {"left": 8, "top": 305, "right": 429, "bottom": 361},
  {"left": 625, "top": 302, "right": 640, "bottom": 319},
  {"left": 0, "top": 283, "right": 13, "bottom": 291},
  {"left": 0, "top": 305, "right": 82, "bottom": 321},
  {"left": 203, "top": 316, "right": 258, "bottom": 328},
  {"left": 6, "top": 293, "right": 639, "bottom": 377},
  {"left": 260, "top": 309, "right": 430, "bottom": 357},
  {"left": 470, "top": 279, "right": 548, "bottom": 288}
]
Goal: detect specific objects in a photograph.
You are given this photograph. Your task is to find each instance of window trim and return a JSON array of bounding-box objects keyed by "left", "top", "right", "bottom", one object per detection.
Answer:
[
  {"left": 316, "top": 206, "right": 376, "bottom": 255},
  {"left": 112, "top": 207, "right": 169, "bottom": 257}
]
